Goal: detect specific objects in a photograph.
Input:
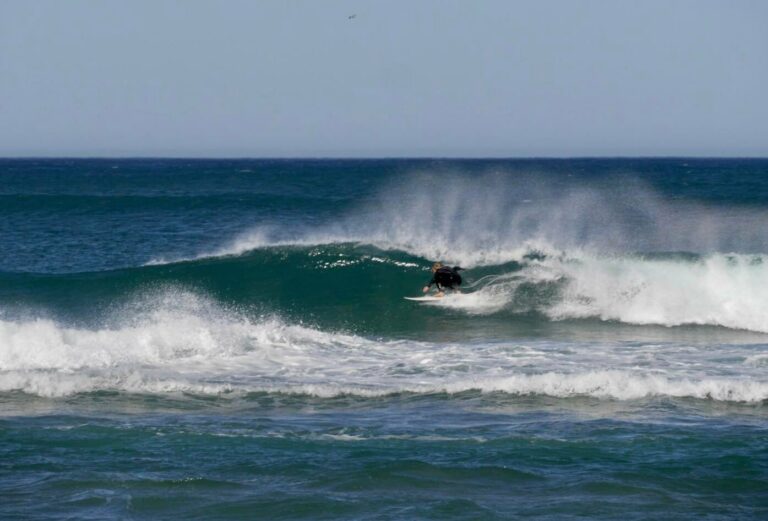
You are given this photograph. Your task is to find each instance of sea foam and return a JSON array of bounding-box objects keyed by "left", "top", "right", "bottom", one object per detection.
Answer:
[{"left": 1, "top": 289, "right": 765, "bottom": 401}]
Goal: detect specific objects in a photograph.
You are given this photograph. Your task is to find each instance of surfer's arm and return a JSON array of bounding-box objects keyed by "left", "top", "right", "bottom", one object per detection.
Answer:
[{"left": 423, "top": 275, "right": 436, "bottom": 293}]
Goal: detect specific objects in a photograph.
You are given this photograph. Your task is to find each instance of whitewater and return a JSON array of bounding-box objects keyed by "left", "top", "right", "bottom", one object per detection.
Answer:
[{"left": 1, "top": 289, "right": 766, "bottom": 402}]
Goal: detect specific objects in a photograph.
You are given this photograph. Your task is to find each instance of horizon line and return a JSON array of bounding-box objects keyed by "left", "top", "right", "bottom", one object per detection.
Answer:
[{"left": 2, "top": 155, "right": 768, "bottom": 161}]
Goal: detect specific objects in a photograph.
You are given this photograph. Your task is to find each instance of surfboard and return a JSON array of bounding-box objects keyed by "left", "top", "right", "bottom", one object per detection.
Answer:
[{"left": 404, "top": 296, "right": 444, "bottom": 302}]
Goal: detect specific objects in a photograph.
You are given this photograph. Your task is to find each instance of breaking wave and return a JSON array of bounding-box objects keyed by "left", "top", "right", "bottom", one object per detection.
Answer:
[
  {"left": 141, "top": 172, "right": 768, "bottom": 334},
  {"left": 9, "top": 245, "right": 768, "bottom": 334}
]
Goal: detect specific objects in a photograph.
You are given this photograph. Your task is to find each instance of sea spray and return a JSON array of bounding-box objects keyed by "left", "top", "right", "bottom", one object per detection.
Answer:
[{"left": 207, "top": 172, "right": 768, "bottom": 267}]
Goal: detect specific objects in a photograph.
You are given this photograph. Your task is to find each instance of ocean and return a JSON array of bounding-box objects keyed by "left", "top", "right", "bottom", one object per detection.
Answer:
[{"left": 1, "top": 158, "right": 766, "bottom": 520}]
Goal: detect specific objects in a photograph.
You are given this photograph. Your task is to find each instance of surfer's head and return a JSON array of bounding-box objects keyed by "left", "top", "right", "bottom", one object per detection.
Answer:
[{"left": 431, "top": 262, "right": 443, "bottom": 272}]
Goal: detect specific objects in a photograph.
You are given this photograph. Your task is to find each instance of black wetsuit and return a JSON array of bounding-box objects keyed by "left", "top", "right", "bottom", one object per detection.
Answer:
[{"left": 426, "top": 266, "right": 463, "bottom": 291}]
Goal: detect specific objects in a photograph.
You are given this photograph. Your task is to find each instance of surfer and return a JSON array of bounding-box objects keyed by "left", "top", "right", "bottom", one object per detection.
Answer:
[{"left": 422, "top": 262, "right": 463, "bottom": 297}]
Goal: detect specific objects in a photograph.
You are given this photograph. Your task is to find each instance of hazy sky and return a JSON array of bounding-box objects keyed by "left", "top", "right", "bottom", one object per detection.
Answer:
[{"left": 1, "top": 0, "right": 766, "bottom": 157}]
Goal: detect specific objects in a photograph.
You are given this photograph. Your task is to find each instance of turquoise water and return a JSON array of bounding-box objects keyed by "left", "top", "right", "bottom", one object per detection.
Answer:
[{"left": 1, "top": 159, "right": 767, "bottom": 519}]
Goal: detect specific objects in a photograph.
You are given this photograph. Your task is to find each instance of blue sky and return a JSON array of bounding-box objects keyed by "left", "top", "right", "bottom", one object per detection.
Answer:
[{"left": 1, "top": 0, "right": 766, "bottom": 157}]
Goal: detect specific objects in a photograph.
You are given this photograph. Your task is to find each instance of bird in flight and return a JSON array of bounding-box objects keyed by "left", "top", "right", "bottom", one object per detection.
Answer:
[{"left": 348, "top": 14, "right": 356, "bottom": 20}]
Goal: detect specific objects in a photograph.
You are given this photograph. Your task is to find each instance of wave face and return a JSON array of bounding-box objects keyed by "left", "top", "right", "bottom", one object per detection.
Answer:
[{"left": 6, "top": 245, "right": 768, "bottom": 335}]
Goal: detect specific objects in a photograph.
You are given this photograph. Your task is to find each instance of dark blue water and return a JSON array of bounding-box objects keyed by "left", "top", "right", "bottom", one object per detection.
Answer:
[{"left": 1, "top": 159, "right": 767, "bottom": 519}]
